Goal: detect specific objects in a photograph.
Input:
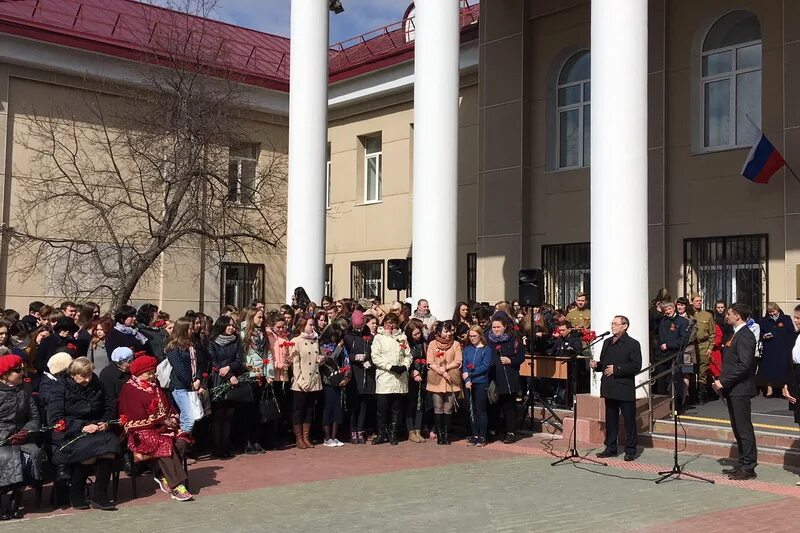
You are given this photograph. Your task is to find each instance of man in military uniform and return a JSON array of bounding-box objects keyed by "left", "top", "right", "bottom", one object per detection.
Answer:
[
  {"left": 566, "top": 293, "right": 591, "bottom": 330},
  {"left": 691, "top": 293, "right": 716, "bottom": 404}
]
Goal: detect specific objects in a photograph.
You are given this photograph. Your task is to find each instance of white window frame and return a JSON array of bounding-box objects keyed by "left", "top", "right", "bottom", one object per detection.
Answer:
[
  {"left": 326, "top": 143, "right": 331, "bottom": 210},
  {"left": 364, "top": 136, "right": 382, "bottom": 204},
  {"left": 700, "top": 37, "right": 762, "bottom": 151},
  {"left": 228, "top": 144, "right": 259, "bottom": 206},
  {"left": 556, "top": 53, "right": 590, "bottom": 171}
]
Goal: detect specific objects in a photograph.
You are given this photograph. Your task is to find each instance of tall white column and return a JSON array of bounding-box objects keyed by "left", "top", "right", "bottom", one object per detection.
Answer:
[
  {"left": 590, "top": 1, "right": 650, "bottom": 397},
  {"left": 411, "top": 0, "right": 460, "bottom": 317},
  {"left": 285, "top": 0, "right": 329, "bottom": 304}
]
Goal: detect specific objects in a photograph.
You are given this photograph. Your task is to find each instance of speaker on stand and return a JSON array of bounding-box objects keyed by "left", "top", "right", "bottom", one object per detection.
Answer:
[{"left": 387, "top": 259, "right": 408, "bottom": 301}]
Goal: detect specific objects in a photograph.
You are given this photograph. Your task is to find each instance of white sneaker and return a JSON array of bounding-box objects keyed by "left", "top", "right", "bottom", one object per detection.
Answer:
[
  {"left": 323, "top": 439, "right": 337, "bottom": 447},
  {"left": 333, "top": 439, "right": 344, "bottom": 447}
]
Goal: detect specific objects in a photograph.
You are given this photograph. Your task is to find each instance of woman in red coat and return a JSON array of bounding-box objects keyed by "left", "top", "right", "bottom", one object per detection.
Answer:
[{"left": 118, "top": 355, "right": 193, "bottom": 502}]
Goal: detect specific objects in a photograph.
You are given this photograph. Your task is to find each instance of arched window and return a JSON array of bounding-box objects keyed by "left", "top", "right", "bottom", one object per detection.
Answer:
[
  {"left": 701, "top": 11, "right": 761, "bottom": 149},
  {"left": 556, "top": 51, "right": 590, "bottom": 169}
]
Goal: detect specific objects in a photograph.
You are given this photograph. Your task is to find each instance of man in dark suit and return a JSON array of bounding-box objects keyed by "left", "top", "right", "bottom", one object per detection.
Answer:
[
  {"left": 712, "top": 303, "right": 758, "bottom": 480},
  {"left": 591, "top": 315, "right": 642, "bottom": 462},
  {"left": 655, "top": 301, "right": 689, "bottom": 395}
]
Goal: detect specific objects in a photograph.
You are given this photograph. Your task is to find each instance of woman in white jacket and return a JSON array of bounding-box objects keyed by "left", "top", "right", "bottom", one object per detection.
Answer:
[{"left": 370, "top": 313, "right": 411, "bottom": 445}]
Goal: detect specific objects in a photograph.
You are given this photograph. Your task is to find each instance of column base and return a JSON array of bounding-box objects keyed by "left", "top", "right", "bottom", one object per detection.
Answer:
[{"left": 561, "top": 393, "right": 671, "bottom": 445}]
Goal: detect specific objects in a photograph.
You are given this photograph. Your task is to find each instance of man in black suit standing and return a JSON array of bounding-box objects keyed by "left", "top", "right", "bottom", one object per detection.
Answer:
[
  {"left": 591, "top": 315, "right": 642, "bottom": 462},
  {"left": 712, "top": 302, "right": 758, "bottom": 480}
]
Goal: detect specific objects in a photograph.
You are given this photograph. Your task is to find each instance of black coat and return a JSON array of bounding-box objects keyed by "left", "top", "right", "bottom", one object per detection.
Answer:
[
  {"left": 546, "top": 331, "right": 583, "bottom": 356},
  {"left": 657, "top": 314, "right": 690, "bottom": 352},
  {"left": 98, "top": 364, "right": 129, "bottom": 410},
  {"left": 105, "top": 327, "right": 150, "bottom": 357},
  {"left": 47, "top": 375, "right": 120, "bottom": 464},
  {"left": 344, "top": 331, "right": 376, "bottom": 395},
  {"left": 719, "top": 325, "right": 757, "bottom": 397},
  {"left": 594, "top": 333, "right": 642, "bottom": 402},
  {"left": 0, "top": 382, "right": 43, "bottom": 488},
  {"left": 208, "top": 338, "right": 244, "bottom": 376},
  {"left": 139, "top": 325, "right": 168, "bottom": 361},
  {"left": 488, "top": 335, "right": 526, "bottom": 395}
]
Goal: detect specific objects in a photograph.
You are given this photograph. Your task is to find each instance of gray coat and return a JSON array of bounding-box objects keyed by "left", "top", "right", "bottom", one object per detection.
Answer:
[{"left": 0, "top": 383, "right": 43, "bottom": 488}]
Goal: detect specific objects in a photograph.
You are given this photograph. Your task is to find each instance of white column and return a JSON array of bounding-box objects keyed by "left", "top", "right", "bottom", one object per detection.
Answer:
[
  {"left": 285, "top": 0, "right": 329, "bottom": 304},
  {"left": 411, "top": 0, "right": 460, "bottom": 317},
  {"left": 590, "top": 1, "right": 649, "bottom": 397}
]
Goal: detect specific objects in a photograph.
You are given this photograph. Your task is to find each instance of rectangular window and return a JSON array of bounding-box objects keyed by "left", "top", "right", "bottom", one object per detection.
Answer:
[
  {"left": 684, "top": 235, "right": 768, "bottom": 317},
  {"left": 363, "top": 134, "right": 382, "bottom": 203},
  {"left": 326, "top": 142, "right": 331, "bottom": 209},
  {"left": 351, "top": 260, "right": 384, "bottom": 301},
  {"left": 221, "top": 263, "right": 264, "bottom": 310},
  {"left": 466, "top": 253, "right": 477, "bottom": 302},
  {"left": 324, "top": 263, "right": 333, "bottom": 298},
  {"left": 228, "top": 144, "right": 259, "bottom": 205},
  {"left": 542, "top": 243, "right": 590, "bottom": 310}
]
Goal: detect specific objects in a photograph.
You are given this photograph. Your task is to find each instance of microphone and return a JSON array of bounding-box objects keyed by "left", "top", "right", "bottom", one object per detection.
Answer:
[{"left": 597, "top": 331, "right": 611, "bottom": 338}]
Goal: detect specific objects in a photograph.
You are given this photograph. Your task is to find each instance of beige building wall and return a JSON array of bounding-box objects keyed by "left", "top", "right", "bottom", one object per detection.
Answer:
[
  {"left": 325, "top": 78, "right": 479, "bottom": 309},
  {"left": 477, "top": 0, "right": 798, "bottom": 313},
  {"left": 0, "top": 62, "right": 289, "bottom": 317}
]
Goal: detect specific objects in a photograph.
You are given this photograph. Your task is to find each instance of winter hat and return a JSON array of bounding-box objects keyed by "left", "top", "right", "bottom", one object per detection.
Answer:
[
  {"left": 0, "top": 354, "right": 24, "bottom": 376},
  {"left": 47, "top": 352, "right": 74, "bottom": 375},
  {"left": 111, "top": 346, "right": 135, "bottom": 364},
  {"left": 351, "top": 310, "right": 365, "bottom": 328},
  {"left": 129, "top": 355, "right": 158, "bottom": 376}
]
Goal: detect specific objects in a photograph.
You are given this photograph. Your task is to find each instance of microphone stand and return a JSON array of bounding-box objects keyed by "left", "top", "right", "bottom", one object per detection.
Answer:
[
  {"left": 551, "top": 333, "right": 610, "bottom": 467},
  {"left": 655, "top": 318, "right": 714, "bottom": 484},
  {"left": 523, "top": 308, "right": 562, "bottom": 431}
]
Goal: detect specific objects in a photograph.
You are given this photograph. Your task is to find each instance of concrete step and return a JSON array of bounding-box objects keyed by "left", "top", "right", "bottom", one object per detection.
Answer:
[
  {"left": 640, "top": 431, "right": 800, "bottom": 468},
  {"left": 651, "top": 418, "right": 800, "bottom": 451}
]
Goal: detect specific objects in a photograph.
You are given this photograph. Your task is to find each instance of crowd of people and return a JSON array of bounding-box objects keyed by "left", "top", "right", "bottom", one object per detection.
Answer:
[{"left": 1, "top": 288, "right": 798, "bottom": 518}]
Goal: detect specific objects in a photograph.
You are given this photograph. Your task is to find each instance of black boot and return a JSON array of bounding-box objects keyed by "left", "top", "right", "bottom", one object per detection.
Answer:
[
  {"left": 89, "top": 459, "right": 117, "bottom": 511},
  {"left": 389, "top": 411, "right": 399, "bottom": 445},
  {"left": 435, "top": 414, "right": 444, "bottom": 445},
  {"left": 69, "top": 464, "right": 90, "bottom": 510},
  {"left": 441, "top": 414, "right": 451, "bottom": 445},
  {"left": 53, "top": 480, "right": 71, "bottom": 509},
  {"left": 372, "top": 426, "right": 389, "bottom": 445}
]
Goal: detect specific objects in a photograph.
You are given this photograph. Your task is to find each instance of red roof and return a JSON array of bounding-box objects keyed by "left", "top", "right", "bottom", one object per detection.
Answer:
[
  {"left": 0, "top": 0, "right": 291, "bottom": 91},
  {"left": 0, "top": 0, "right": 480, "bottom": 92}
]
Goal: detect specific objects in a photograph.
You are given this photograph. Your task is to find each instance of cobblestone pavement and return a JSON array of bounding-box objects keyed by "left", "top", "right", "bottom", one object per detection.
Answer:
[{"left": 5, "top": 435, "right": 799, "bottom": 532}]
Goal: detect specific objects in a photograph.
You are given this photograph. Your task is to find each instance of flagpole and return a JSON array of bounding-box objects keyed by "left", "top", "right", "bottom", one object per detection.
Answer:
[{"left": 784, "top": 160, "right": 800, "bottom": 187}]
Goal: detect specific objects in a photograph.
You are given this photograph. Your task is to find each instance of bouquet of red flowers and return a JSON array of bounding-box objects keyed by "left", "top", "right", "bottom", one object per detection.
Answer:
[{"left": 580, "top": 329, "right": 597, "bottom": 343}]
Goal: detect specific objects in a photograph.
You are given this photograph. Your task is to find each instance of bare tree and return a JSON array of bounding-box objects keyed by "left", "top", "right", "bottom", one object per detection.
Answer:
[{"left": 9, "top": 0, "right": 287, "bottom": 309}]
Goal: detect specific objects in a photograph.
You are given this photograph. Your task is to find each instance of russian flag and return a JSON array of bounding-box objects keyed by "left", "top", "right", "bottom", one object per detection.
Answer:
[{"left": 741, "top": 133, "right": 785, "bottom": 184}]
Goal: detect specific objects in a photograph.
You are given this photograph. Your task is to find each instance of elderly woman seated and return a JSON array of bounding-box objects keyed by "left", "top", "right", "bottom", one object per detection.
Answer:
[
  {"left": 118, "top": 355, "right": 193, "bottom": 502},
  {"left": 47, "top": 357, "right": 120, "bottom": 511},
  {"left": 0, "top": 355, "right": 43, "bottom": 520}
]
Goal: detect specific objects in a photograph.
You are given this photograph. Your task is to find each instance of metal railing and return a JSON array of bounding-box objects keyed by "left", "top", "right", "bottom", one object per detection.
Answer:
[{"left": 635, "top": 355, "right": 675, "bottom": 433}]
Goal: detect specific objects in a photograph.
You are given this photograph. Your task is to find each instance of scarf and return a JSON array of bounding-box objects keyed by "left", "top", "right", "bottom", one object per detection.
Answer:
[
  {"left": 300, "top": 331, "right": 318, "bottom": 341},
  {"left": 432, "top": 337, "right": 454, "bottom": 351},
  {"left": 413, "top": 310, "right": 431, "bottom": 320},
  {"left": 114, "top": 323, "right": 149, "bottom": 345},
  {"left": 214, "top": 334, "right": 238, "bottom": 347},
  {"left": 128, "top": 374, "right": 157, "bottom": 394},
  {"left": 487, "top": 330, "right": 511, "bottom": 343}
]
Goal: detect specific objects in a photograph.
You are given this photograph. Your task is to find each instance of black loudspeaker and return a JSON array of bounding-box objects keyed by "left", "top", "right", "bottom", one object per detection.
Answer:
[
  {"left": 387, "top": 259, "right": 408, "bottom": 291},
  {"left": 518, "top": 269, "right": 543, "bottom": 307}
]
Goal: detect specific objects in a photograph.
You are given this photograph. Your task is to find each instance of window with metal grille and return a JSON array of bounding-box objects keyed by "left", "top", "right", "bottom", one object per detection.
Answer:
[
  {"left": 324, "top": 264, "right": 333, "bottom": 298},
  {"left": 351, "top": 260, "right": 384, "bottom": 301},
  {"left": 228, "top": 144, "right": 259, "bottom": 205},
  {"left": 542, "top": 243, "right": 590, "bottom": 310},
  {"left": 221, "top": 263, "right": 264, "bottom": 310},
  {"left": 467, "top": 253, "right": 477, "bottom": 302},
  {"left": 684, "top": 235, "right": 767, "bottom": 317}
]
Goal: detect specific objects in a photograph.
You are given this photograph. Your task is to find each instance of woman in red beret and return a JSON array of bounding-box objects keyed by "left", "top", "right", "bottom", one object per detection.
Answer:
[
  {"left": 0, "top": 355, "right": 43, "bottom": 520},
  {"left": 118, "top": 355, "right": 193, "bottom": 502}
]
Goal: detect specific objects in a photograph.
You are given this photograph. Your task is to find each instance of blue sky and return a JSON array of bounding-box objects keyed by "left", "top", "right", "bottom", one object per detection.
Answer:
[{"left": 212, "top": 0, "right": 415, "bottom": 44}]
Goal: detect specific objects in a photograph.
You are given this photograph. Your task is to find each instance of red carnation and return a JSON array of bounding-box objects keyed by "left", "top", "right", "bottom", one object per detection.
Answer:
[
  {"left": 201, "top": 372, "right": 209, "bottom": 379},
  {"left": 436, "top": 350, "right": 445, "bottom": 358},
  {"left": 495, "top": 346, "right": 502, "bottom": 353},
  {"left": 513, "top": 325, "right": 520, "bottom": 331},
  {"left": 341, "top": 365, "right": 351, "bottom": 374},
  {"left": 118, "top": 414, "right": 129, "bottom": 425},
  {"left": 211, "top": 366, "right": 219, "bottom": 373},
  {"left": 23, "top": 377, "right": 31, "bottom": 383},
  {"left": 362, "top": 336, "right": 371, "bottom": 342},
  {"left": 467, "top": 363, "right": 475, "bottom": 370},
  {"left": 262, "top": 359, "right": 271, "bottom": 367},
  {"left": 66, "top": 343, "right": 77, "bottom": 351},
  {"left": 53, "top": 419, "right": 67, "bottom": 432}
]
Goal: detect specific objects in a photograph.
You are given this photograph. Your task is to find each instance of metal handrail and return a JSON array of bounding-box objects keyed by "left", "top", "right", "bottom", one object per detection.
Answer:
[{"left": 633, "top": 355, "right": 674, "bottom": 432}]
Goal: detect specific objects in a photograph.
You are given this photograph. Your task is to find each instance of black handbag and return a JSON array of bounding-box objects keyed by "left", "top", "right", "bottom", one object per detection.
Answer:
[
  {"left": 259, "top": 385, "right": 281, "bottom": 423},
  {"left": 222, "top": 381, "right": 255, "bottom": 403}
]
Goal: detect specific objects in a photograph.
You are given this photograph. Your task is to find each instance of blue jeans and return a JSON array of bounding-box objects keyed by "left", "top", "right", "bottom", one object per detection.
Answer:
[
  {"left": 172, "top": 389, "right": 196, "bottom": 433},
  {"left": 467, "top": 382, "right": 488, "bottom": 440}
]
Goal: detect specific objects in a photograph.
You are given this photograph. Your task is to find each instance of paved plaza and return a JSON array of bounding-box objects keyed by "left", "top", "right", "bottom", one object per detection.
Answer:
[{"left": 5, "top": 435, "right": 800, "bottom": 532}]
